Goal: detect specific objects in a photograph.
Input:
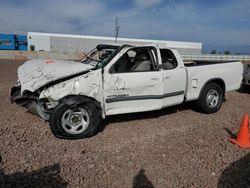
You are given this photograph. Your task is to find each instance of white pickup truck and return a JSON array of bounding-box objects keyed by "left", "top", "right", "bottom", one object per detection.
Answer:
[{"left": 10, "top": 44, "right": 243, "bottom": 139}]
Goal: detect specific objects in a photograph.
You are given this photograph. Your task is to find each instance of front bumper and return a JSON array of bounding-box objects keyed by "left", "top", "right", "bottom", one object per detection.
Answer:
[{"left": 10, "top": 86, "right": 50, "bottom": 120}]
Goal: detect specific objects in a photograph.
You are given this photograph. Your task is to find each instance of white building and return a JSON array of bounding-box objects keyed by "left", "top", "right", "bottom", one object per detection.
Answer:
[{"left": 27, "top": 32, "right": 202, "bottom": 54}]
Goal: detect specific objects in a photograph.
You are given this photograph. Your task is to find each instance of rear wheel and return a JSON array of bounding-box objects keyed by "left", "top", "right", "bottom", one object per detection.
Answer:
[
  {"left": 49, "top": 102, "right": 101, "bottom": 139},
  {"left": 196, "top": 82, "right": 224, "bottom": 114}
]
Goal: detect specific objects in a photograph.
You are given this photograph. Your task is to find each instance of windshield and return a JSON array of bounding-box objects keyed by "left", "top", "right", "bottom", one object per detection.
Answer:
[{"left": 80, "top": 47, "right": 117, "bottom": 68}]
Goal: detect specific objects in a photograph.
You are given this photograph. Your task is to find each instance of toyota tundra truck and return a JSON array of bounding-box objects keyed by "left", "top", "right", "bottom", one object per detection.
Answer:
[{"left": 10, "top": 44, "right": 243, "bottom": 139}]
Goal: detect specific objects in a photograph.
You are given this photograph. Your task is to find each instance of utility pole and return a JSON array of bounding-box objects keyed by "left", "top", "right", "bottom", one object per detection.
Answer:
[{"left": 115, "top": 17, "right": 120, "bottom": 43}]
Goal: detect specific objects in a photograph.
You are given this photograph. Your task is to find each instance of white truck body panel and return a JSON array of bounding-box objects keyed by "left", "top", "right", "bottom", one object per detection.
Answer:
[
  {"left": 161, "top": 49, "right": 186, "bottom": 107},
  {"left": 103, "top": 46, "right": 163, "bottom": 115},
  {"left": 18, "top": 59, "right": 93, "bottom": 94},
  {"left": 104, "top": 71, "right": 164, "bottom": 115},
  {"left": 171, "top": 50, "right": 243, "bottom": 101},
  {"left": 185, "top": 62, "right": 243, "bottom": 101},
  {"left": 39, "top": 69, "right": 103, "bottom": 103}
]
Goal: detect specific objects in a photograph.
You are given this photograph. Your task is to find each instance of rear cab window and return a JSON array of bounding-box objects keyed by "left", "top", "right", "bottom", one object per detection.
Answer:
[{"left": 160, "top": 49, "right": 178, "bottom": 70}]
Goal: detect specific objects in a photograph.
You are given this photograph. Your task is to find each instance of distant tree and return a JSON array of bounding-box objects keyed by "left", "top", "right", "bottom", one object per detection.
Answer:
[
  {"left": 211, "top": 49, "right": 217, "bottom": 54},
  {"left": 224, "top": 50, "right": 230, "bottom": 55}
]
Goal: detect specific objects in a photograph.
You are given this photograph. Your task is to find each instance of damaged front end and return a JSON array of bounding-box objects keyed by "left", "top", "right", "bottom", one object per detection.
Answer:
[
  {"left": 10, "top": 59, "right": 97, "bottom": 120},
  {"left": 10, "top": 85, "right": 51, "bottom": 120},
  {"left": 10, "top": 67, "right": 104, "bottom": 121}
]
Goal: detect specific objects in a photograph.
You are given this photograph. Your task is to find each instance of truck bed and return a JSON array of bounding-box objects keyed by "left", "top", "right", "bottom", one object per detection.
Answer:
[{"left": 184, "top": 61, "right": 243, "bottom": 101}]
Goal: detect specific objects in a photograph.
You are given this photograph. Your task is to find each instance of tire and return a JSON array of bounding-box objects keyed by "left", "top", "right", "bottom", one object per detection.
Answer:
[
  {"left": 196, "top": 82, "right": 224, "bottom": 114},
  {"left": 10, "top": 87, "right": 21, "bottom": 103},
  {"left": 49, "top": 101, "right": 101, "bottom": 139}
]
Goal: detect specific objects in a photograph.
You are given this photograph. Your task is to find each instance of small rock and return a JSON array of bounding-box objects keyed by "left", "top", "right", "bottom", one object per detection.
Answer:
[{"left": 88, "top": 164, "right": 95, "bottom": 169}]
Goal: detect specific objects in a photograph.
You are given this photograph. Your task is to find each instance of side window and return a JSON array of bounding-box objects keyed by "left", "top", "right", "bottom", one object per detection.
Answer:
[
  {"left": 160, "top": 49, "right": 178, "bottom": 70},
  {"left": 110, "top": 48, "right": 157, "bottom": 73}
]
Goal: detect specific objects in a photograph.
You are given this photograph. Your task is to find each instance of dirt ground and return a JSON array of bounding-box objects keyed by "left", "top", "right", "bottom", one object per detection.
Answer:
[{"left": 0, "top": 60, "right": 250, "bottom": 188}]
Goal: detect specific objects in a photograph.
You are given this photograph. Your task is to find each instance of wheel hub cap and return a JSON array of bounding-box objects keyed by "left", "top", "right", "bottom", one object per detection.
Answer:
[
  {"left": 207, "top": 94, "right": 214, "bottom": 103},
  {"left": 61, "top": 108, "right": 90, "bottom": 135},
  {"left": 70, "top": 115, "right": 82, "bottom": 125},
  {"left": 206, "top": 89, "right": 219, "bottom": 108}
]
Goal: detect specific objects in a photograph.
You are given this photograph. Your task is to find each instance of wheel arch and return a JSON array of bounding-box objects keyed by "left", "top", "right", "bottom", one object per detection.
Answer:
[
  {"left": 199, "top": 78, "right": 226, "bottom": 99},
  {"left": 59, "top": 95, "right": 103, "bottom": 111}
]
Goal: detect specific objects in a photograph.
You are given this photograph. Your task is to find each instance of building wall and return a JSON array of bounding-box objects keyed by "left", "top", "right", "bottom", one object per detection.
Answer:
[
  {"left": 50, "top": 37, "right": 86, "bottom": 52},
  {"left": 28, "top": 32, "right": 202, "bottom": 54},
  {"left": 15, "top": 35, "right": 28, "bottom": 51},
  {"left": 0, "top": 50, "right": 85, "bottom": 60},
  {"left": 27, "top": 34, "right": 50, "bottom": 51},
  {"left": 0, "top": 34, "right": 27, "bottom": 51},
  {"left": 0, "top": 34, "right": 15, "bottom": 50}
]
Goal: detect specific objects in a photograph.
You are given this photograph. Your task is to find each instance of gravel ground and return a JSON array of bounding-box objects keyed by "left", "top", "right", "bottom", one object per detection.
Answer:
[{"left": 0, "top": 60, "right": 250, "bottom": 188}]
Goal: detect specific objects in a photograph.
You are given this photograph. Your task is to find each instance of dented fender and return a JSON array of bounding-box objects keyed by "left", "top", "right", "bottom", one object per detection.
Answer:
[
  {"left": 60, "top": 95, "right": 102, "bottom": 109},
  {"left": 39, "top": 69, "right": 105, "bottom": 117}
]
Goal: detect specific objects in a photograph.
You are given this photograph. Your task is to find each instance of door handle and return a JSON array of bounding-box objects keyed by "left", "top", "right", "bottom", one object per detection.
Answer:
[
  {"left": 165, "top": 76, "right": 171, "bottom": 79},
  {"left": 151, "top": 77, "right": 160, "bottom": 81}
]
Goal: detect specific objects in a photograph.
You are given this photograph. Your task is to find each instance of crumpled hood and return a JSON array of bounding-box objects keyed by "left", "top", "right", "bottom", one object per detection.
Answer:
[{"left": 18, "top": 59, "right": 94, "bottom": 93}]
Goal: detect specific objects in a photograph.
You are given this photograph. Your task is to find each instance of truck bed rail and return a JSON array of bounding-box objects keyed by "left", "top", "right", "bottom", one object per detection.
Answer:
[{"left": 181, "top": 54, "right": 250, "bottom": 64}]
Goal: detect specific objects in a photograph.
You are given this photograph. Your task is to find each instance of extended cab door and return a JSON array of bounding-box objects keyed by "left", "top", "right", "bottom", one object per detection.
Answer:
[
  {"left": 160, "top": 49, "right": 186, "bottom": 107},
  {"left": 103, "top": 46, "right": 163, "bottom": 116}
]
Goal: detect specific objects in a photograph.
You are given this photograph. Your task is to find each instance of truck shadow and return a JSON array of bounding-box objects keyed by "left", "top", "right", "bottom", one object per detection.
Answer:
[
  {"left": 0, "top": 157, "right": 67, "bottom": 188},
  {"left": 102, "top": 102, "right": 195, "bottom": 129},
  {"left": 237, "top": 85, "right": 250, "bottom": 94},
  {"left": 133, "top": 168, "right": 154, "bottom": 188},
  {"left": 217, "top": 153, "right": 250, "bottom": 188}
]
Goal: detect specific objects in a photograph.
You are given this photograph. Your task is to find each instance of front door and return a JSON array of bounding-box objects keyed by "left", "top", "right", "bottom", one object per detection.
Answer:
[{"left": 103, "top": 47, "right": 163, "bottom": 116}]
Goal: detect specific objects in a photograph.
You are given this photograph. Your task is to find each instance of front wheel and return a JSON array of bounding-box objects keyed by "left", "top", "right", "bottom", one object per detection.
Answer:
[
  {"left": 49, "top": 102, "right": 101, "bottom": 139},
  {"left": 196, "top": 82, "right": 224, "bottom": 114}
]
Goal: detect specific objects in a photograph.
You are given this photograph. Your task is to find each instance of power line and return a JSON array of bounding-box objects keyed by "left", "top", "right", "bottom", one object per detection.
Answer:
[{"left": 115, "top": 17, "right": 120, "bottom": 43}]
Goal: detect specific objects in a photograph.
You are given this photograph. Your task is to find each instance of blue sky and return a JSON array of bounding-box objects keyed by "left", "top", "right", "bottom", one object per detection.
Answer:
[{"left": 1, "top": 0, "right": 250, "bottom": 54}]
